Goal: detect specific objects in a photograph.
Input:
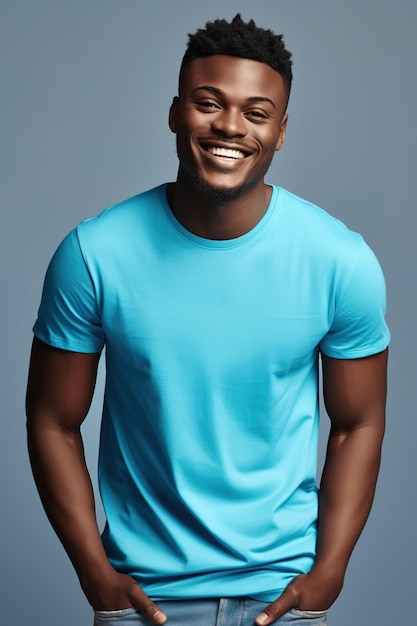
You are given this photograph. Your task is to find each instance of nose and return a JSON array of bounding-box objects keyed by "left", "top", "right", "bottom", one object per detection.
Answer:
[{"left": 211, "top": 108, "right": 248, "bottom": 138}]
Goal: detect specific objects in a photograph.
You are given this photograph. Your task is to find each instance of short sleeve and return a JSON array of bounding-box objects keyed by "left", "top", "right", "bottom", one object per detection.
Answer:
[
  {"left": 33, "top": 228, "right": 105, "bottom": 353},
  {"left": 320, "top": 240, "right": 390, "bottom": 359}
]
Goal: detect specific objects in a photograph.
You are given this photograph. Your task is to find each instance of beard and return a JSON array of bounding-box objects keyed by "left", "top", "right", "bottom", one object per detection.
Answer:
[{"left": 192, "top": 174, "right": 250, "bottom": 208}]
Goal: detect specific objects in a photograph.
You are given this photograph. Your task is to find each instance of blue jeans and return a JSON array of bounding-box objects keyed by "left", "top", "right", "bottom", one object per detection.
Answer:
[{"left": 93, "top": 598, "right": 327, "bottom": 625}]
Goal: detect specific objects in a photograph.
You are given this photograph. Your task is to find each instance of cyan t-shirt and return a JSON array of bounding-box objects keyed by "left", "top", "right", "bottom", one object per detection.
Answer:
[{"left": 34, "top": 184, "right": 390, "bottom": 601}]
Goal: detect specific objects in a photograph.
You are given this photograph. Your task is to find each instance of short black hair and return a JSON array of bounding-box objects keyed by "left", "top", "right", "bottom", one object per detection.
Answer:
[{"left": 179, "top": 13, "right": 293, "bottom": 99}]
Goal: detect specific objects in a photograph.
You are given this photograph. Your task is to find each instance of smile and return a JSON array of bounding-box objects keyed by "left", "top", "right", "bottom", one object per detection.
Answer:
[{"left": 202, "top": 145, "right": 248, "bottom": 160}]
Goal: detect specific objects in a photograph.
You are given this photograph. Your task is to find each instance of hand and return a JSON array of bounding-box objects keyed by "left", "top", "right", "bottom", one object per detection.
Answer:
[
  {"left": 254, "top": 566, "right": 344, "bottom": 625},
  {"left": 81, "top": 567, "right": 167, "bottom": 624}
]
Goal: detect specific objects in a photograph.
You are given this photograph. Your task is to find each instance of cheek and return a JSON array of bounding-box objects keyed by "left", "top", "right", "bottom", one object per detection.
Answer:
[
  {"left": 177, "top": 115, "right": 204, "bottom": 141},
  {"left": 180, "top": 106, "right": 207, "bottom": 130},
  {"left": 260, "top": 132, "right": 282, "bottom": 157}
]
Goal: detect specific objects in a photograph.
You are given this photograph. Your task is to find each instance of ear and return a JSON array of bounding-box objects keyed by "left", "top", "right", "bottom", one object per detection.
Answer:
[
  {"left": 275, "top": 113, "right": 288, "bottom": 151},
  {"left": 169, "top": 96, "right": 179, "bottom": 133}
]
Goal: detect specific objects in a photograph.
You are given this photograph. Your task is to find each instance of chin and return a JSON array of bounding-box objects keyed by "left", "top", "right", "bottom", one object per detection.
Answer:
[{"left": 193, "top": 176, "right": 247, "bottom": 206}]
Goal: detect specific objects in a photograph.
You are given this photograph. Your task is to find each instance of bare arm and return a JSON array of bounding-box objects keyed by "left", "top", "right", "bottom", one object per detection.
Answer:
[
  {"left": 256, "top": 348, "right": 388, "bottom": 625},
  {"left": 26, "top": 337, "right": 167, "bottom": 624},
  {"left": 315, "top": 348, "right": 387, "bottom": 580}
]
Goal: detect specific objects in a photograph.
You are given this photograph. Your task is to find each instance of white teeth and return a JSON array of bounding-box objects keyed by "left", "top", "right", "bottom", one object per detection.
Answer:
[{"left": 206, "top": 146, "right": 246, "bottom": 159}]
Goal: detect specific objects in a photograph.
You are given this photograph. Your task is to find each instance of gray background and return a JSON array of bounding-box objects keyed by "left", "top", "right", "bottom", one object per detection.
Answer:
[{"left": 1, "top": 1, "right": 415, "bottom": 624}]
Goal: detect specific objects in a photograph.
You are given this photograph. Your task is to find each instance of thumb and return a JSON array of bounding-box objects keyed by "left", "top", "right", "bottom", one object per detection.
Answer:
[
  {"left": 255, "top": 584, "right": 299, "bottom": 626},
  {"left": 130, "top": 585, "right": 167, "bottom": 624}
]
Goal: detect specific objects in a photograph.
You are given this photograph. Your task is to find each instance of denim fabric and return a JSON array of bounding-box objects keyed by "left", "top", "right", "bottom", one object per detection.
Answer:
[{"left": 93, "top": 598, "right": 327, "bottom": 625}]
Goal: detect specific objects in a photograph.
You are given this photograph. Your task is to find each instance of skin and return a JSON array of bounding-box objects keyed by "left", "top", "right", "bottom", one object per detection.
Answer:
[
  {"left": 254, "top": 348, "right": 387, "bottom": 624},
  {"left": 168, "top": 55, "right": 288, "bottom": 239},
  {"left": 26, "top": 55, "right": 388, "bottom": 625}
]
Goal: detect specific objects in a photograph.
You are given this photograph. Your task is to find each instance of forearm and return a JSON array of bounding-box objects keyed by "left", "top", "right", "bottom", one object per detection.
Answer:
[
  {"left": 27, "top": 421, "right": 112, "bottom": 582},
  {"left": 314, "top": 420, "right": 384, "bottom": 578},
  {"left": 27, "top": 420, "right": 167, "bottom": 623},
  {"left": 254, "top": 352, "right": 388, "bottom": 624},
  {"left": 25, "top": 341, "right": 166, "bottom": 622}
]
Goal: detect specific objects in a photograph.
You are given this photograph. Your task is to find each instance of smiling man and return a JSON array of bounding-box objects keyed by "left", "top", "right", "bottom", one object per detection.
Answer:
[
  {"left": 168, "top": 53, "right": 288, "bottom": 232},
  {"left": 26, "top": 14, "right": 389, "bottom": 626}
]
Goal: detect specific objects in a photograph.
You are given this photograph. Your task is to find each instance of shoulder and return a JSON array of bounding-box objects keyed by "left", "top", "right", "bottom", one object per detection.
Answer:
[
  {"left": 60, "top": 184, "right": 169, "bottom": 268},
  {"left": 276, "top": 186, "right": 363, "bottom": 247},
  {"left": 271, "top": 185, "right": 369, "bottom": 277},
  {"left": 76, "top": 184, "right": 167, "bottom": 244},
  {"left": 44, "top": 185, "right": 169, "bottom": 279}
]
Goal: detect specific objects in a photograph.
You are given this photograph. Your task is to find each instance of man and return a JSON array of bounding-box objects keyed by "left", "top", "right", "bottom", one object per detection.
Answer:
[{"left": 26, "top": 14, "right": 389, "bottom": 626}]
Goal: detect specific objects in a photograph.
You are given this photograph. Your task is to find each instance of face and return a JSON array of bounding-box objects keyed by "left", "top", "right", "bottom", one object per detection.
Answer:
[{"left": 169, "top": 55, "right": 288, "bottom": 201}]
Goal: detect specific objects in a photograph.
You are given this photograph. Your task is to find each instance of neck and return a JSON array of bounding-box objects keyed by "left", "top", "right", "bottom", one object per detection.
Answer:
[{"left": 167, "top": 176, "right": 272, "bottom": 240}]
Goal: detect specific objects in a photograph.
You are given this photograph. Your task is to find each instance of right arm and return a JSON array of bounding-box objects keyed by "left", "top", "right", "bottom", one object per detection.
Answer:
[{"left": 26, "top": 337, "right": 167, "bottom": 624}]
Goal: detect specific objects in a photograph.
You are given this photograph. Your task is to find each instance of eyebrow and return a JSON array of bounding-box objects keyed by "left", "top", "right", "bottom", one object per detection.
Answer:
[{"left": 192, "top": 85, "right": 276, "bottom": 109}]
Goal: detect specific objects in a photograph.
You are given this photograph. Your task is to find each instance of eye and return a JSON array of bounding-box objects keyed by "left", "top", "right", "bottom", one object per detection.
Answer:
[
  {"left": 196, "top": 100, "right": 221, "bottom": 111},
  {"left": 246, "top": 109, "right": 268, "bottom": 121}
]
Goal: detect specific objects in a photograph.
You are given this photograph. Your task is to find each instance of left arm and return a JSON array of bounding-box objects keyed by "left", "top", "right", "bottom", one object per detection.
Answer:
[{"left": 256, "top": 348, "right": 388, "bottom": 625}]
